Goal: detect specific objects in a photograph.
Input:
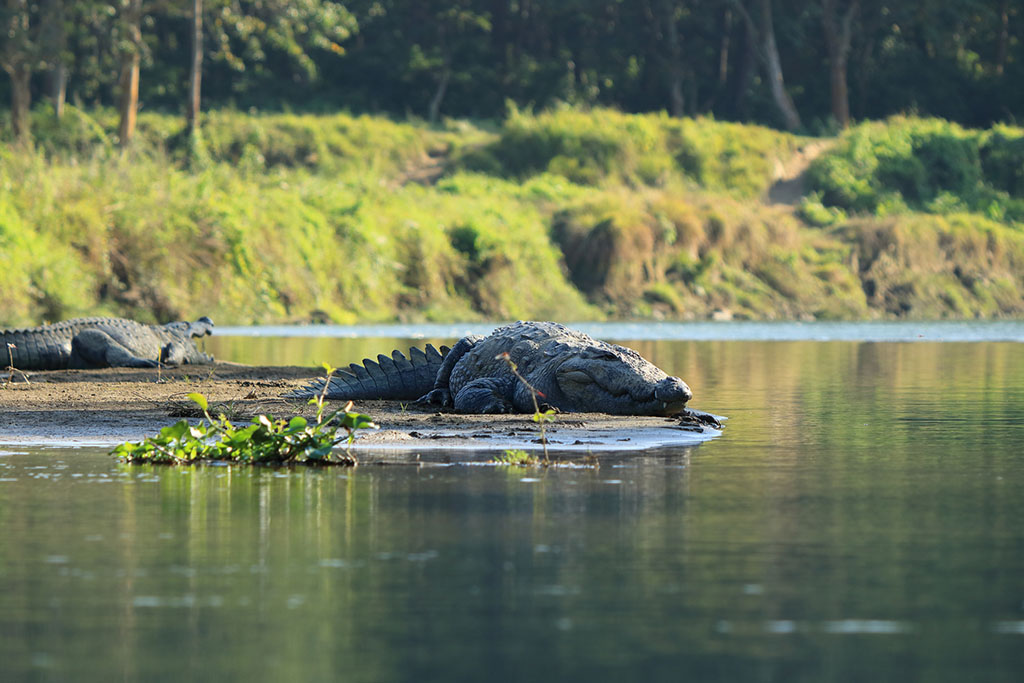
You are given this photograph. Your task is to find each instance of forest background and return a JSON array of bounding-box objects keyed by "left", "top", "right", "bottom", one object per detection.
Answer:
[{"left": 1, "top": 0, "right": 1022, "bottom": 326}]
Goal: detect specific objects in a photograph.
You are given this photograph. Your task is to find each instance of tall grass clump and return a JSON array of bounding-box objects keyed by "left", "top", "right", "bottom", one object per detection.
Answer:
[
  {"left": 838, "top": 212, "right": 1024, "bottom": 317},
  {"left": 197, "top": 110, "right": 437, "bottom": 176},
  {"left": 663, "top": 117, "right": 809, "bottom": 198},
  {"left": 0, "top": 136, "right": 595, "bottom": 325},
  {"left": 551, "top": 186, "right": 868, "bottom": 319},
  {"left": 461, "top": 106, "right": 806, "bottom": 197}
]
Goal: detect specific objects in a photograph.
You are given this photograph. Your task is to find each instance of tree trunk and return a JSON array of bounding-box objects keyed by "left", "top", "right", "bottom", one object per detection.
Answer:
[
  {"left": 729, "top": 15, "right": 757, "bottom": 119},
  {"left": 2, "top": 0, "right": 32, "bottom": 143},
  {"left": 49, "top": 64, "right": 67, "bottom": 119},
  {"left": 40, "top": 0, "right": 66, "bottom": 119},
  {"left": 701, "top": 6, "right": 732, "bottom": 112},
  {"left": 428, "top": 65, "right": 451, "bottom": 124},
  {"left": 829, "top": 57, "right": 850, "bottom": 128},
  {"left": 758, "top": 0, "right": 801, "bottom": 130},
  {"left": 9, "top": 62, "right": 32, "bottom": 144},
  {"left": 186, "top": 0, "right": 203, "bottom": 134},
  {"left": 717, "top": 8, "right": 732, "bottom": 89},
  {"left": 662, "top": 0, "right": 685, "bottom": 117},
  {"left": 118, "top": 53, "right": 140, "bottom": 145},
  {"left": 822, "top": 0, "right": 858, "bottom": 129},
  {"left": 118, "top": 0, "right": 142, "bottom": 147},
  {"left": 491, "top": 0, "right": 510, "bottom": 91},
  {"left": 731, "top": 0, "right": 801, "bottom": 130},
  {"left": 996, "top": 0, "right": 1009, "bottom": 76}
]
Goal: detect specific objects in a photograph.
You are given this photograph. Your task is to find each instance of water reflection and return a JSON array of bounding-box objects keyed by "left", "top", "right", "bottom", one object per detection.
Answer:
[{"left": 1, "top": 338, "right": 1023, "bottom": 682}]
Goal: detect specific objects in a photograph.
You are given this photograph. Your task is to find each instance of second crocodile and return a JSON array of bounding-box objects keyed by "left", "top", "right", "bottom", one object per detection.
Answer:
[{"left": 1, "top": 317, "right": 215, "bottom": 370}]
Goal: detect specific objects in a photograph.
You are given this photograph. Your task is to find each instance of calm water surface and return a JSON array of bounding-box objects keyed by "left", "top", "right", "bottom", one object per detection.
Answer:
[{"left": 1, "top": 325, "right": 1022, "bottom": 682}]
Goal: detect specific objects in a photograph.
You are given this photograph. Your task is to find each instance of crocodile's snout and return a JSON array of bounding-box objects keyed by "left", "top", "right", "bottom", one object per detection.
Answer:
[{"left": 654, "top": 377, "right": 692, "bottom": 405}]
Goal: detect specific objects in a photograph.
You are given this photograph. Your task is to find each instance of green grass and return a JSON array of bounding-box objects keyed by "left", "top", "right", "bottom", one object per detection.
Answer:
[
  {"left": 460, "top": 105, "right": 807, "bottom": 197},
  {"left": 2, "top": 107, "right": 1021, "bottom": 325}
]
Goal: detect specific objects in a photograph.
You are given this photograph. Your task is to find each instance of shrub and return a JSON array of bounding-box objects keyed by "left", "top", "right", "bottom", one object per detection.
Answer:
[
  {"left": 980, "top": 126, "right": 1024, "bottom": 197},
  {"left": 807, "top": 116, "right": 1024, "bottom": 225}
]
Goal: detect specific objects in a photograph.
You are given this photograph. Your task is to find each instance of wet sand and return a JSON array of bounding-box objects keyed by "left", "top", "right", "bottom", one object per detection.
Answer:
[{"left": 0, "top": 363, "right": 721, "bottom": 458}]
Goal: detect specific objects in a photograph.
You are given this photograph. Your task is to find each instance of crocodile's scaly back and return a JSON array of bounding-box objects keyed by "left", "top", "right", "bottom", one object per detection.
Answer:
[
  {"left": 1, "top": 317, "right": 214, "bottom": 370},
  {"left": 289, "top": 345, "right": 449, "bottom": 401}
]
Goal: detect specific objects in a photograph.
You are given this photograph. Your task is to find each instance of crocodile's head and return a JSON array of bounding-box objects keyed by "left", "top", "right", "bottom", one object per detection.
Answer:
[
  {"left": 553, "top": 342, "right": 692, "bottom": 415},
  {"left": 185, "top": 316, "right": 215, "bottom": 363},
  {"left": 162, "top": 316, "right": 215, "bottom": 364}
]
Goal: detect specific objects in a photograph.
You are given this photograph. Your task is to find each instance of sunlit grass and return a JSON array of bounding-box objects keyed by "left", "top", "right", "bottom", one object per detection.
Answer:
[{"left": 2, "top": 107, "right": 1021, "bottom": 326}]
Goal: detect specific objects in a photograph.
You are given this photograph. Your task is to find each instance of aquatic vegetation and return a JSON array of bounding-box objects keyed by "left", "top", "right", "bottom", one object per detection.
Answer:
[
  {"left": 490, "top": 449, "right": 601, "bottom": 470},
  {"left": 492, "top": 450, "right": 541, "bottom": 466},
  {"left": 113, "top": 366, "right": 377, "bottom": 465}
]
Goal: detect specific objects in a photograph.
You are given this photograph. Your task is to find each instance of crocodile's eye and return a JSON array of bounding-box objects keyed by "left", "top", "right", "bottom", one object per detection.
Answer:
[{"left": 560, "top": 369, "right": 593, "bottom": 385}]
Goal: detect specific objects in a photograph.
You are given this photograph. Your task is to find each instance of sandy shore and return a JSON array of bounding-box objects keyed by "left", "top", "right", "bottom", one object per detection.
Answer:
[{"left": 0, "top": 363, "right": 721, "bottom": 459}]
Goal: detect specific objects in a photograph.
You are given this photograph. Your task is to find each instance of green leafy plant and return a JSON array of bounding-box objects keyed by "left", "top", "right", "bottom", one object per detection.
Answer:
[{"left": 112, "top": 364, "right": 377, "bottom": 465}]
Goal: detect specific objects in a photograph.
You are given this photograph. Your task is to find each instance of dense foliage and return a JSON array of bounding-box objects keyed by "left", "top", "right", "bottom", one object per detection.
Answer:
[
  {"left": 807, "top": 117, "right": 1024, "bottom": 221},
  {"left": 1, "top": 1, "right": 1022, "bottom": 141}
]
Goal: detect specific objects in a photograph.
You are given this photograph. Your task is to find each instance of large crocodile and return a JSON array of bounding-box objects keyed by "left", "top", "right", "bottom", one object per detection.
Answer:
[
  {"left": 1, "top": 317, "right": 214, "bottom": 370},
  {"left": 292, "top": 320, "right": 698, "bottom": 416}
]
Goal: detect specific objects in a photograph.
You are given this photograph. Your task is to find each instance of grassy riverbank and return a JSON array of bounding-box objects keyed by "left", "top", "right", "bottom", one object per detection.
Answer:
[{"left": 1, "top": 107, "right": 1022, "bottom": 326}]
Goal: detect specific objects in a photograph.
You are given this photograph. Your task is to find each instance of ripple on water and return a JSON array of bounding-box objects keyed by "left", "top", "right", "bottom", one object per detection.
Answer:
[
  {"left": 714, "top": 619, "right": 917, "bottom": 635},
  {"left": 993, "top": 621, "right": 1024, "bottom": 634}
]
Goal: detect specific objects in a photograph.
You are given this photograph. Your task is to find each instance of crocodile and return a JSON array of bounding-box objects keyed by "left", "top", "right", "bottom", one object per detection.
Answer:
[
  {"left": 1, "top": 317, "right": 214, "bottom": 370},
  {"left": 291, "top": 320, "right": 698, "bottom": 416}
]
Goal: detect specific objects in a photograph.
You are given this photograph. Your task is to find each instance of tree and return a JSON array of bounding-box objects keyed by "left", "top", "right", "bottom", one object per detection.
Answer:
[
  {"left": 821, "top": 0, "right": 859, "bottom": 128},
  {"left": 40, "top": 0, "right": 68, "bottom": 119},
  {"left": 116, "top": 0, "right": 143, "bottom": 146},
  {"left": 660, "top": 0, "right": 687, "bottom": 116},
  {"left": 730, "top": 0, "right": 802, "bottom": 130},
  {"left": 186, "top": 0, "right": 201, "bottom": 135},
  {"left": 199, "top": 0, "right": 355, "bottom": 107},
  {"left": 995, "top": 0, "right": 1009, "bottom": 75},
  {"left": 1, "top": 0, "right": 35, "bottom": 143}
]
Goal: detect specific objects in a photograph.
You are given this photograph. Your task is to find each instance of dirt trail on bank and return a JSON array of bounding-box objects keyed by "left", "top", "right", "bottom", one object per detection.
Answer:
[
  {"left": 0, "top": 363, "right": 719, "bottom": 458},
  {"left": 766, "top": 140, "right": 833, "bottom": 205}
]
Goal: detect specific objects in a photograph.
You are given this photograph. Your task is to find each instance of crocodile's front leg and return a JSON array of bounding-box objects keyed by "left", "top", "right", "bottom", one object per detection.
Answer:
[
  {"left": 452, "top": 376, "right": 518, "bottom": 413},
  {"left": 416, "top": 335, "right": 482, "bottom": 408},
  {"left": 159, "top": 342, "right": 188, "bottom": 366}
]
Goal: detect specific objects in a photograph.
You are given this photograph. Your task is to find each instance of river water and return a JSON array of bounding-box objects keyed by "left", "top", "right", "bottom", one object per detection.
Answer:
[{"left": 1, "top": 323, "right": 1022, "bottom": 682}]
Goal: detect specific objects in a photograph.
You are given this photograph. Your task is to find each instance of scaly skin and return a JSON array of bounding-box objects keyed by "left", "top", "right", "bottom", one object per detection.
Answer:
[
  {"left": 0, "top": 317, "right": 214, "bottom": 370},
  {"left": 292, "top": 321, "right": 694, "bottom": 416}
]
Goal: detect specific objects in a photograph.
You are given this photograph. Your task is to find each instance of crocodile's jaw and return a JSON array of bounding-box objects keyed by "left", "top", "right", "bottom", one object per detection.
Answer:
[{"left": 555, "top": 358, "right": 693, "bottom": 416}]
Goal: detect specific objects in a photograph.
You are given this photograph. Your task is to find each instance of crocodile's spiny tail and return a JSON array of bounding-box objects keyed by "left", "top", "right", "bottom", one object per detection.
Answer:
[{"left": 288, "top": 344, "right": 449, "bottom": 401}]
